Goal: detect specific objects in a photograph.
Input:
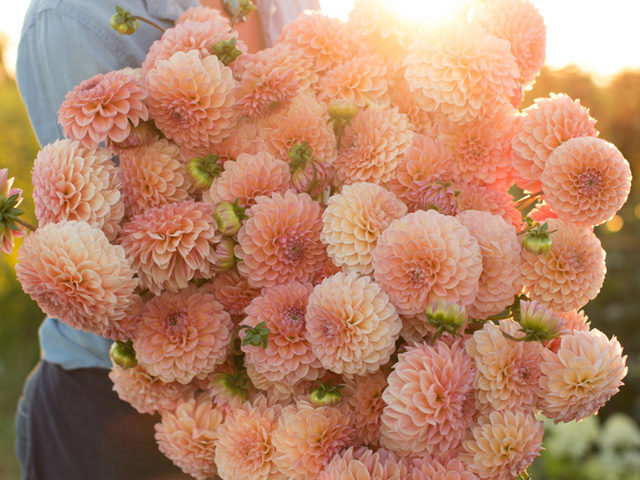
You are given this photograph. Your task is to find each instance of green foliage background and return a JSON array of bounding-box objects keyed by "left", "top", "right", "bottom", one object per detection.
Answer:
[{"left": 0, "top": 49, "right": 638, "bottom": 478}]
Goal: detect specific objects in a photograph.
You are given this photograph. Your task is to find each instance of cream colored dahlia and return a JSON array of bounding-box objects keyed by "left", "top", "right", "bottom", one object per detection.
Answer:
[
  {"left": 176, "top": 6, "right": 230, "bottom": 28},
  {"left": 235, "top": 65, "right": 299, "bottom": 119},
  {"left": 306, "top": 272, "right": 401, "bottom": 375},
  {"left": 380, "top": 339, "right": 476, "bottom": 458},
  {"left": 319, "top": 447, "right": 410, "bottom": 480},
  {"left": 235, "top": 191, "right": 326, "bottom": 288},
  {"left": 316, "top": 55, "right": 389, "bottom": 108},
  {"left": 214, "top": 399, "right": 282, "bottom": 480},
  {"left": 321, "top": 182, "right": 407, "bottom": 274},
  {"left": 457, "top": 210, "right": 522, "bottom": 318},
  {"left": 209, "top": 268, "right": 261, "bottom": 317},
  {"left": 209, "top": 152, "right": 291, "bottom": 208},
  {"left": 521, "top": 218, "right": 605, "bottom": 311},
  {"left": 58, "top": 70, "right": 148, "bottom": 148},
  {"left": 343, "top": 371, "right": 387, "bottom": 447},
  {"left": 372, "top": 210, "right": 482, "bottom": 316},
  {"left": 145, "top": 50, "right": 238, "bottom": 153},
  {"left": 109, "top": 364, "right": 197, "bottom": 415},
  {"left": 472, "top": 0, "right": 546, "bottom": 83},
  {"left": 404, "top": 25, "right": 519, "bottom": 124},
  {"left": 16, "top": 221, "right": 138, "bottom": 336},
  {"left": 410, "top": 457, "right": 478, "bottom": 480},
  {"left": 155, "top": 394, "right": 224, "bottom": 480},
  {"left": 539, "top": 329, "right": 627, "bottom": 423},
  {"left": 542, "top": 137, "right": 632, "bottom": 227},
  {"left": 118, "top": 138, "right": 191, "bottom": 217},
  {"left": 134, "top": 286, "right": 232, "bottom": 384},
  {"left": 119, "top": 201, "right": 219, "bottom": 295},
  {"left": 277, "top": 12, "right": 363, "bottom": 73},
  {"left": 32, "top": 139, "right": 124, "bottom": 241},
  {"left": 512, "top": 93, "right": 598, "bottom": 192},
  {"left": 466, "top": 320, "right": 543, "bottom": 412},
  {"left": 241, "top": 281, "right": 322, "bottom": 385},
  {"left": 272, "top": 402, "right": 356, "bottom": 480},
  {"left": 333, "top": 106, "right": 413, "bottom": 186},
  {"left": 461, "top": 409, "right": 543, "bottom": 480}
]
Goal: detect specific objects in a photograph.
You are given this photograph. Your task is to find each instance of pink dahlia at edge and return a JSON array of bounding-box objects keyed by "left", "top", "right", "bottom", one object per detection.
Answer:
[{"left": 3, "top": 0, "right": 633, "bottom": 479}]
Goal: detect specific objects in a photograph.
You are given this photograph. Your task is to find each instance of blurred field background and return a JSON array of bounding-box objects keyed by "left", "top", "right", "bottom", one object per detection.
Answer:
[{"left": 0, "top": 42, "right": 639, "bottom": 480}]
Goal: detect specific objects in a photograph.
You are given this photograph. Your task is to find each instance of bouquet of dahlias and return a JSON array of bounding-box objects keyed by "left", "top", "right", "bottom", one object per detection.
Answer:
[{"left": 3, "top": 0, "right": 633, "bottom": 479}]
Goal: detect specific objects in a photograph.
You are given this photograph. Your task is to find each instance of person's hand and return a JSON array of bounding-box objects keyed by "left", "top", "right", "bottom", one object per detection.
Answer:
[{"left": 201, "top": 0, "right": 267, "bottom": 53}]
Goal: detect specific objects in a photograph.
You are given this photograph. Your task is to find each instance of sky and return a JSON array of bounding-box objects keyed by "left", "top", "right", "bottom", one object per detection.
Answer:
[{"left": 2, "top": 0, "right": 640, "bottom": 77}]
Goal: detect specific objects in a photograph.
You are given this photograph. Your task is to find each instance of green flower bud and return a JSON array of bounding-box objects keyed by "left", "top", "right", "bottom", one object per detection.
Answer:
[
  {"left": 517, "top": 300, "right": 565, "bottom": 342},
  {"left": 109, "top": 340, "right": 137, "bottom": 369},
  {"left": 210, "top": 371, "right": 250, "bottom": 401},
  {"left": 212, "top": 237, "right": 237, "bottom": 273},
  {"left": 425, "top": 300, "right": 467, "bottom": 335},
  {"left": 522, "top": 222, "right": 553, "bottom": 255},
  {"left": 187, "top": 154, "right": 221, "bottom": 189},
  {"left": 214, "top": 200, "right": 246, "bottom": 236},
  {"left": 110, "top": 6, "right": 139, "bottom": 35},
  {"left": 310, "top": 381, "right": 343, "bottom": 407},
  {"left": 288, "top": 142, "right": 313, "bottom": 173},
  {"left": 328, "top": 99, "right": 358, "bottom": 121},
  {"left": 211, "top": 37, "right": 243, "bottom": 66}
]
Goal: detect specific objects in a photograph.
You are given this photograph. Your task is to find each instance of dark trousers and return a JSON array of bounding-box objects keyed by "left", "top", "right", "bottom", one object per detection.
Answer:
[{"left": 15, "top": 360, "right": 190, "bottom": 480}]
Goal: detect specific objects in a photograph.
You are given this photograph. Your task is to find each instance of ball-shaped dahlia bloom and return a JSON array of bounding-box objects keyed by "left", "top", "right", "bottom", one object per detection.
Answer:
[
  {"left": 155, "top": 394, "right": 224, "bottom": 480},
  {"left": 235, "top": 65, "right": 299, "bottom": 119},
  {"left": 333, "top": 106, "right": 413, "bottom": 186},
  {"left": 539, "top": 329, "right": 627, "bottom": 423},
  {"left": 381, "top": 339, "right": 476, "bottom": 458},
  {"left": 109, "top": 364, "right": 197, "bottom": 415},
  {"left": 134, "top": 286, "right": 233, "bottom": 384},
  {"left": 321, "top": 182, "right": 407, "bottom": 274},
  {"left": 209, "top": 152, "right": 291, "bottom": 208},
  {"left": 316, "top": 55, "right": 390, "bottom": 108},
  {"left": 461, "top": 409, "right": 543, "bottom": 480},
  {"left": 119, "top": 201, "right": 220, "bottom": 295},
  {"left": 466, "top": 320, "right": 543, "bottom": 413},
  {"left": 306, "top": 272, "right": 401, "bottom": 375},
  {"left": 456, "top": 182, "right": 523, "bottom": 229},
  {"left": 209, "top": 268, "right": 261, "bottom": 317},
  {"left": 512, "top": 93, "right": 598, "bottom": 192},
  {"left": 542, "top": 137, "right": 632, "bottom": 227},
  {"left": 410, "top": 457, "right": 478, "bottom": 480},
  {"left": 521, "top": 218, "right": 605, "bottom": 311},
  {"left": 457, "top": 211, "right": 522, "bottom": 318},
  {"left": 16, "top": 221, "right": 138, "bottom": 336},
  {"left": 319, "top": 447, "right": 410, "bottom": 480},
  {"left": 235, "top": 191, "right": 326, "bottom": 288},
  {"left": 372, "top": 210, "right": 482, "bottom": 316},
  {"left": 145, "top": 50, "right": 238, "bottom": 153},
  {"left": 277, "top": 12, "right": 363, "bottom": 74},
  {"left": 404, "top": 25, "right": 519, "bottom": 124},
  {"left": 240, "top": 281, "right": 323, "bottom": 385},
  {"left": 472, "top": 0, "right": 546, "bottom": 84},
  {"left": 58, "top": 69, "right": 148, "bottom": 148},
  {"left": 272, "top": 401, "right": 356, "bottom": 480},
  {"left": 118, "top": 138, "right": 192, "bottom": 217},
  {"left": 214, "top": 399, "right": 282, "bottom": 480},
  {"left": 32, "top": 139, "right": 124, "bottom": 241},
  {"left": 343, "top": 371, "right": 387, "bottom": 447}
]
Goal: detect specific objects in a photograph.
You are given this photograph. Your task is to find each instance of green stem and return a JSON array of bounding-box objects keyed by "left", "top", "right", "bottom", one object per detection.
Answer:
[
  {"left": 230, "top": 325, "right": 250, "bottom": 356},
  {"left": 132, "top": 15, "right": 165, "bottom": 32},
  {"left": 15, "top": 217, "right": 37, "bottom": 232}
]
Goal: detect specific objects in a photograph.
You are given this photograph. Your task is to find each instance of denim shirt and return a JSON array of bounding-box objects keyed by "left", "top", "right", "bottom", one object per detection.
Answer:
[{"left": 16, "top": 0, "right": 318, "bottom": 370}]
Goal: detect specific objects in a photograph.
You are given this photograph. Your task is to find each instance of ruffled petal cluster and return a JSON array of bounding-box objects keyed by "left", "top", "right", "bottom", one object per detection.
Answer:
[
  {"left": 319, "top": 447, "right": 410, "bottom": 480},
  {"left": 539, "top": 329, "right": 627, "bottom": 422},
  {"left": 321, "top": 182, "right": 407, "bottom": 274},
  {"left": 235, "top": 65, "right": 299, "bottom": 119},
  {"left": 306, "top": 272, "right": 401, "bottom": 375},
  {"left": 380, "top": 339, "right": 476, "bottom": 458},
  {"left": 176, "top": 6, "right": 230, "bottom": 28},
  {"left": 16, "top": 221, "right": 138, "bottom": 336},
  {"left": 209, "top": 268, "right": 262, "bottom": 317},
  {"left": 456, "top": 182, "right": 523, "bottom": 229},
  {"left": 32, "top": 139, "right": 124, "bottom": 241},
  {"left": 410, "top": 457, "right": 478, "bottom": 480},
  {"left": 521, "top": 218, "right": 605, "bottom": 311},
  {"left": 119, "top": 201, "right": 220, "bottom": 294},
  {"left": 372, "top": 210, "right": 482, "bottom": 316},
  {"left": 134, "top": 286, "right": 233, "bottom": 384},
  {"left": 343, "top": 371, "right": 387, "bottom": 447}
]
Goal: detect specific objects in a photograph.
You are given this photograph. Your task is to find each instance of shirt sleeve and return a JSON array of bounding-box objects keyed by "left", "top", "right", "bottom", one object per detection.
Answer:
[{"left": 16, "top": 9, "right": 125, "bottom": 147}]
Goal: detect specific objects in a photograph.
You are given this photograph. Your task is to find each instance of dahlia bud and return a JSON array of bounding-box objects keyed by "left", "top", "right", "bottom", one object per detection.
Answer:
[
  {"left": 522, "top": 222, "right": 553, "bottom": 255},
  {"left": 425, "top": 300, "right": 467, "bottom": 335},
  {"left": 310, "top": 381, "right": 343, "bottom": 407},
  {"left": 224, "top": 0, "right": 258, "bottom": 25},
  {"left": 212, "top": 237, "right": 237, "bottom": 273},
  {"left": 109, "top": 340, "right": 137, "bottom": 369},
  {"left": 210, "top": 371, "right": 250, "bottom": 401},
  {"left": 110, "top": 6, "right": 139, "bottom": 35},
  {"left": 517, "top": 300, "right": 566, "bottom": 342},
  {"left": 187, "top": 154, "right": 222, "bottom": 189},
  {"left": 288, "top": 142, "right": 313, "bottom": 173},
  {"left": 328, "top": 99, "right": 358, "bottom": 121},
  {"left": 211, "top": 37, "right": 243, "bottom": 66},
  {"left": 214, "top": 199, "right": 246, "bottom": 236}
]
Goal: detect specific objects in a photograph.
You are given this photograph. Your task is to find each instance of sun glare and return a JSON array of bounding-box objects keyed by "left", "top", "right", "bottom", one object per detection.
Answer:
[{"left": 384, "top": 0, "right": 469, "bottom": 26}]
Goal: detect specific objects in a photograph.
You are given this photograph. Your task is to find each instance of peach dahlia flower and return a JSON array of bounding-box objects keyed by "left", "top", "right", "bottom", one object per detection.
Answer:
[
  {"left": 319, "top": 447, "right": 410, "bottom": 480},
  {"left": 343, "top": 371, "right": 388, "bottom": 447},
  {"left": 410, "top": 457, "right": 478, "bottom": 480},
  {"left": 209, "top": 268, "right": 261, "bottom": 317}
]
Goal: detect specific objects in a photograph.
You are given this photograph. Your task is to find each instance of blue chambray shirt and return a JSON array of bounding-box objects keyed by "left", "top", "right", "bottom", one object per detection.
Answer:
[{"left": 16, "top": 0, "right": 319, "bottom": 370}]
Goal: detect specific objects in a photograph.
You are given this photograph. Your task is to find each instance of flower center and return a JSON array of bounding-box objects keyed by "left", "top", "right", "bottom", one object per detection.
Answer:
[
  {"left": 281, "top": 236, "right": 306, "bottom": 263},
  {"left": 166, "top": 308, "right": 188, "bottom": 335},
  {"left": 280, "top": 306, "right": 306, "bottom": 337},
  {"left": 576, "top": 167, "right": 603, "bottom": 196}
]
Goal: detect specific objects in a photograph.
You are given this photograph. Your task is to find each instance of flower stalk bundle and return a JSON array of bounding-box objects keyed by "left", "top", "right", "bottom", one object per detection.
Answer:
[{"left": 4, "top": 1, "right": 633, "bottom": 479}]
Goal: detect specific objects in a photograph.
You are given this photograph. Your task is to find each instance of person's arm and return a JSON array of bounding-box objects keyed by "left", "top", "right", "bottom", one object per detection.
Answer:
[{"left": 16, "top": 9, "right": 129, "bottom": 147}]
